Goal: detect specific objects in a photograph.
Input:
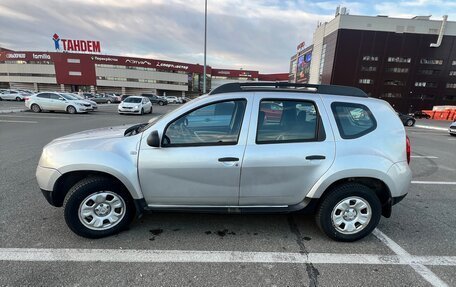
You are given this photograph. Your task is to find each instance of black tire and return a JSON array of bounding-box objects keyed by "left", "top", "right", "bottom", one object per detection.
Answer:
[
  {"left": 16, "top": 97, "right": 21, "bottom": 101},
  {"left": 0, "top": 97, "right": 3, "bottom": 101},
  {"left": 140, "top": 108, "right": 144, "bottom": 115},
  {"left": 107, "top": 100, "right": 112, "bottom": 104},
  {"left": 405, "top": 119, "right": 415, "bottom": 127},
  {"left": 316, "top": 183, "right": 382, "bottom": 242},
  {"left": 158, "top": 101, "right": 164, "bottom": 106},
  {"left": 31, "top": 103, "right": 41, "bottom": 113},
  {"left": 67, "top": 105, "right": 76, "bottom": 114},
  {"left": 63, "top": 176, "right": 135, "bottom": 238},
  {"left": 149, "top": 106, "right": 153, "bottom": 114}
]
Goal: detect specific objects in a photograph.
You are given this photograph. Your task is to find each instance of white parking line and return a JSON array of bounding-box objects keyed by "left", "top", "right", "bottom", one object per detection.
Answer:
[
  {"left": 373, "top": 229, "right": 448, "bottom": 287},
  {"left": 411, "top": 181, "right": 456, "bottom": 185},
  {"left": 0, "top": 248, "right": 455, "bottom": 267},
  {"left": 411, "top": 155, "right": 438, "bottom": 159},
  {"left": 414, "top": 125, "right": 448, "bottom": 132},
  {"left": 0, "top": 115, "right": 70, "bottom": 119},
  {"left": 0, "top": 120, "right": 37, "bottom": 123}
]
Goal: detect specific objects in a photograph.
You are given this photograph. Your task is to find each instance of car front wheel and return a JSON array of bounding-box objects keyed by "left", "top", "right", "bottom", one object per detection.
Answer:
[
  {"left": 158, "top": 101, "right": 164, "bottom": 106},
  {"left": 406, "top": 119, "right": 415, "bottom": 126},
  {"left": 316, "top": 183, "right": 381, "bottom": 242},
  {"left": 64, "top": 176, "right": 135, "bottom": 238},
  {"left": 67, "top": 105, "right": 77, "bottom": 114}
]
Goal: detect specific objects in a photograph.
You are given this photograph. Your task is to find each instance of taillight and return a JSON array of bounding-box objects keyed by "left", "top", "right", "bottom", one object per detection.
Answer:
[
  {"left": 406, "top": 136, "right": 411, "bottom": 164},
  {"left": 24, "top": 97, "right": 29, "bottom": 101}
]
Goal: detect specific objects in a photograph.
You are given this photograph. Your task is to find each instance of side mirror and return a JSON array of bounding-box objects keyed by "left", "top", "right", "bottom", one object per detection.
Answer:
[
  {"left": 147, "top": 130, "right": 160, "bottom": 147},
  {"left": 59, "top": 97, "right": 66, "bottom": 101}
]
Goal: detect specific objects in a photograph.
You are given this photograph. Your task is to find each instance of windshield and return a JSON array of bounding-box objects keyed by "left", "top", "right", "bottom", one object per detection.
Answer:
[
  {"left": 137, "top": 95, "right": 207, "bottom": 133},
  {"left": 124, "top": 97, "right": 142, "bottom": 103},
  {"left": 60, "top": 93, "right": 78, "bottom": 100},
  {"left": 72, "top": 94, "right": 84, "bottom": 100}
]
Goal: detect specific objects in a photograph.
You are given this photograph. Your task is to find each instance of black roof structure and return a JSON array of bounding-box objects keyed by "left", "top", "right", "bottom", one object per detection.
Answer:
[{"left": 209, "top": 82, "right": 368, "bottom": 98}]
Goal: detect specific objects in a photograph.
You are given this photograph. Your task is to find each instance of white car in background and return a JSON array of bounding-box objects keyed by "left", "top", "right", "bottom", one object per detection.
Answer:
[
  {"left": 118, "top": 96, "right": 152, "bottom": 115},
  {"left": 0, "top": 89, "right": 27, "bottom": 101},
  {"left": 165, "top": 96, "right": 179, "bottom": 104},
  {"left": 449, "top": 121, "right": 456, "bottom": 136},
  {"left": 25, "top": 92, "right": 93, "bottom": 114},
  {"left": 73, "top": 94, "right": 98, "bottom": 110}
]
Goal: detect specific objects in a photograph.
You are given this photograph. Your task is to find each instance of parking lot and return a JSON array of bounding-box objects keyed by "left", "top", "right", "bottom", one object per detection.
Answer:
[{"left": 0, "top": 102, "right": 455, "bottom": 286}]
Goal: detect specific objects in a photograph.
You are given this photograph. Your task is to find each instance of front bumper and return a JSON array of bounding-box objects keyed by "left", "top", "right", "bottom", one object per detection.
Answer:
[
  {"left": 449, "top": 128, "right": 456, "bottom": 135},
  {"left": 118, "top": 108, "right": 141, "bottom": 114},
  {"left": 36, "top": 166, "right": 61, "bottom": 194},
  {"left": 76, "top": 106, "right": 93, "bottom": 113}
]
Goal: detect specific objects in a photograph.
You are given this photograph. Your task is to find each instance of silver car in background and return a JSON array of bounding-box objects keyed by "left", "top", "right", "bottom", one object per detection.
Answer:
[
  {"left": 0, "top": 89, "right": 27, "bottom": 101},
  {"left": 72, "top": 93, "right": 98, "bottom": 110},
  {"left": 36, "top": 83, "right": 411, "bottom": 241},
  {"left": 25, "top": 92, "right": 93, "bottom": 114}
]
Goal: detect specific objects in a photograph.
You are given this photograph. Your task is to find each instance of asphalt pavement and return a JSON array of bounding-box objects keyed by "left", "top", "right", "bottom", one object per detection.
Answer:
[{"left": 0, "top": 102, "right": 455, "bottom": 286}]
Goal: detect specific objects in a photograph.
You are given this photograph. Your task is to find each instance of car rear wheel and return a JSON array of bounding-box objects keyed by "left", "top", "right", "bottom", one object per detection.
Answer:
[
  {"left": 31, "top": 104, "right": 41, "bottom": 113},
  {"left": 63, "top": 176, "right": 135, "bottom": 238},
  {"left": 107, "top": 100, "right": 112, "bottom": 104},
  {"left": 158, "top": 101, "right": 164, "bottom": 106},
  {"left": 67, "top": 105, "right": 77, "bottom": 114},
  {"left": 15, "top": 97, "right": 21, "bottom": 101},
  {"left": 316, "top": 183, "right": 381, "bottom": 242},
  {"left": 406, "top": 119, "right": 415, "bottom": 126}
]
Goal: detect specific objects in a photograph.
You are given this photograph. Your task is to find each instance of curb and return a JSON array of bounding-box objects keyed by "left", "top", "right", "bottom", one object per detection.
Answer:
[
  {"left": 0, "top": 109, "right": 27, "bottom": 114},
  {"left": 414, "top": 124, "right": 449, "bottom": 132}
]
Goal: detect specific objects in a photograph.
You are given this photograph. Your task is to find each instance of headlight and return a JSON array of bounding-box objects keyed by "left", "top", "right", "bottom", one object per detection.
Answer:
[
  {"left": 134, "top": 105, "right": 140, "bottom": 109},
  {"left": 76, "top": 103, "right": 84, "bottom": 106}
]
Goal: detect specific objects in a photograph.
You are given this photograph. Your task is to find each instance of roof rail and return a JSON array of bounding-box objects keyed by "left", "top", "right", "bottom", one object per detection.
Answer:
[{"left": 209, "top": 82, "right": 368, "bottom": 98}]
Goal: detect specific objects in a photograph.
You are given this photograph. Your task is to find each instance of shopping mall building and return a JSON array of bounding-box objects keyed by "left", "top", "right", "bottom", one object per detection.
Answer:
[
  {"left": 0, "top": 47, "right": 287, "bottom": 97},
  {"left": 290, "top": 9, "right": 456, "bottom": 112}
]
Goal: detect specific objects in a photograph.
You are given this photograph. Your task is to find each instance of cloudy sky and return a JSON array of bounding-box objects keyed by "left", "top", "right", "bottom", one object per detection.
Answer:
[{"left": 0, "top": 0, "right": 455, "bottom": 73}]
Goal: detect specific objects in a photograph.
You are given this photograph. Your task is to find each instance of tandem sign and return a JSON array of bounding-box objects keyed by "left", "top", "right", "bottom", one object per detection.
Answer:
[{"left": 52, "top": 33, "right": 101, "bottom": 53}]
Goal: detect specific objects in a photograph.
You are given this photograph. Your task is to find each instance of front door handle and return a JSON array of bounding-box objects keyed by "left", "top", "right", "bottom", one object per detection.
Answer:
[
  {"left": 306, "top": 155, "right": 326, "bottom": 160},
  {"left": 218, "top": 157, "right": 239, "bottom": 162}
]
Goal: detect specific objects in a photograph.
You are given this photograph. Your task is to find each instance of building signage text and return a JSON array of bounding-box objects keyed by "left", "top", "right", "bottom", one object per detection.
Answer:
[
  {"left": 33, "top": 53, "right": 51, "bottom": 60},
  {"left": 91, "top": 56, "right": 118, "bottom": 62},
  {"left": 6, "top": 53, "right": 26, "bottom": 59},
  {"left": 53, "top": 33, "right": 101, "bottom": 53},
  {"left": 126, "top": 59, "right": 151, "bottom": 65},
  {"left": 156, "top": 62, "right": 189, "bottom": 70}
]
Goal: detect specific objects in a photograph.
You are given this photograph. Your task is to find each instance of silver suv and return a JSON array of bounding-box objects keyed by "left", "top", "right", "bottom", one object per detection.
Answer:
[{"left": 36, "top": 83, "right": 412, "bottom": 241}]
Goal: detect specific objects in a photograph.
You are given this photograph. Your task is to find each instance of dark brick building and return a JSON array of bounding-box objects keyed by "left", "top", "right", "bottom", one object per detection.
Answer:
[{"left": 290, "top": 13, "right": 456, "bottom": 113}]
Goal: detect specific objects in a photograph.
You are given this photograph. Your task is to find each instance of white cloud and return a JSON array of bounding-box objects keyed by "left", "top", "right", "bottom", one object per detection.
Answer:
[{"left": 0, "top": 0, "right": 454, "bottom": 73}]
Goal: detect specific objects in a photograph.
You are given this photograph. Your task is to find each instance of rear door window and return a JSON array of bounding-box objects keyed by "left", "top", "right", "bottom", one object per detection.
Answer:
[
  {"left": 36, "top": 93, "right": 51, "bottom": 99},
  {"left": 256, "top": 99, "right": 322, "bottom": 143},
  {"left": 331, "top": 102, "right": 377, "bottom": 139}
]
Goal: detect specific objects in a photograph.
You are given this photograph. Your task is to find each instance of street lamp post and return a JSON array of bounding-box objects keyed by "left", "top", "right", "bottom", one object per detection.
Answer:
[{"left": 203, "top": 0, "right": 207, "bottom": 94}]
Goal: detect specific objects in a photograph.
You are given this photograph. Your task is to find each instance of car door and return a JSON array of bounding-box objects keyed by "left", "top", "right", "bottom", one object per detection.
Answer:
[
  {"left": 35, "top": 93, "right": 53, "bottom": 109},
  {"left": 3, "top": 90, "right": 15, "bottom": 100},
  {"left": 49, "top": 93, "right": 67, "bottom": 111},
  {"left": 138, "top": 98, "right": 251, "bottom": 205},
  {"left": 239, "top": 92, "right": 336, "bottom": 206}
]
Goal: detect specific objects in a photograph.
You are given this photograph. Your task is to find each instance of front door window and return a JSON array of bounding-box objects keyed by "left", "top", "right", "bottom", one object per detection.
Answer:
[{"left": 163, "top": 100, "right": 247, "bottom": 146}]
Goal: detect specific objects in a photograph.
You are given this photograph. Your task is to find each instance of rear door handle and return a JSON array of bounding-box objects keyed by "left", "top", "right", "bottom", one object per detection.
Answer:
[
  {"left": 218, "top": 157, "right": 239, "bottom": 162},
  {"left": 306, "top": 155, "right": 326, "bottom": 160}
]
